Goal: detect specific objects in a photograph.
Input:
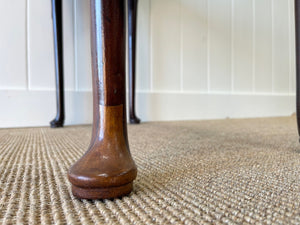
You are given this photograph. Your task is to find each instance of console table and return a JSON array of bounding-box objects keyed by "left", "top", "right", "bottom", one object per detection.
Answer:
[{"left": 50, "top": 0, "right": 300, "bottom": 199}]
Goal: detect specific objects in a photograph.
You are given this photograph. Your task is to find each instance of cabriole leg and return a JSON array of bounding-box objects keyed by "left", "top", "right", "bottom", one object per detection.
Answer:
[
  {"left": 128, "top": 0, "right": 141, "bottom": 124},
  {"left": 50, "top": 0, "right": 65, "bottom": 128}
]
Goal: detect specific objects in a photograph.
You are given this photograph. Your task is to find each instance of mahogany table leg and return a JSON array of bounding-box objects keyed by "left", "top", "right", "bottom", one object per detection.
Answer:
[
  {"left": 68, "top": 0, "right": 137, "bottom": 200},
  {"left": 50, "top": 0, "right": 65, "bottom": 128},
  {"left": 128, "top": 0, "right": 141, "bottom": 124},
  {"left": 296, "top": 0, "right": 300, "bottom": 142}
]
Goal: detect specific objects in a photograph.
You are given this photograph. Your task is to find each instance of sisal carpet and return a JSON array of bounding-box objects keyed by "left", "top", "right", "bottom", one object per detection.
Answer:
[{"left": 1, "top": 116, "right": 300, "bottom": 224}]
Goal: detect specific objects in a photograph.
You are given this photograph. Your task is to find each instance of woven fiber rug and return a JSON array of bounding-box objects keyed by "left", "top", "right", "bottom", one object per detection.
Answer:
[{"left": 1, "top": 116, "right": 300, "bottom": 224}]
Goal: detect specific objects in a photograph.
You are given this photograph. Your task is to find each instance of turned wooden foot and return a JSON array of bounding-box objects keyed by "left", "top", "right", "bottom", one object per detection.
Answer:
[
  {"left": 68, "top": 0, "right": 137, "bottom": 200},
  {"left": 50, "top": 0, "right": 65, "bottom": 128},
  {"left": 128, "top": 0, "right": 141, "bottom": 124}
]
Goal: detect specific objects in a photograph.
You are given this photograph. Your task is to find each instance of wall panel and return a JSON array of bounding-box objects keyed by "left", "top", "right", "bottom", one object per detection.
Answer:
[
  {"left": 181, "top": 0, "right": 208, "bottom": 92},
  {"left": 136, "top": 0, "right": 151, "bottom": 91},
  {"left": 232, "top": 0, "right": 253, "bottom": 92},
  {"left": 273, "top": 0, "right": 290, "bottom": 93},
  {"left": 151, "top": 0, "right": 181, "bottom": 91},
  {"left": 28, "top": 0, "right": 55, "bottom": 90},
  {"left": 0, "top": 0, "right": 27, "bottom": 89},
  {"left": 254, "top": 0, "right": 273, "bottom": 93},
  {"left": 0, "top": 0, "right": 297, "bottom": 127},
  {"left": 289, "top": 0, "right": 296, "bottom": 94},
  {"left": 74, "top": 0, "right": 92, "bottom": 91},
  {"left": 63, "top": 0, "right": 76, "bottom": 91},
  {"left": 208, "top": 0, "right": 232, "bottom": 92}
]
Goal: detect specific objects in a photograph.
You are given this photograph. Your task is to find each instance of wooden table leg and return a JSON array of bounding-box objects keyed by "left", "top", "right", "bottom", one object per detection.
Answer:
[
  {"left": 50, "top": 0, "right": 65, "bottom": 128},
  {"left": 68, "top": 0, "right": 137, "bottom": 200},
  {"left": 296, "top": 0, "right": 300, "bottom": 142},
  {"left": 128, "top": 0, "right": 141, "bottom": 124}
]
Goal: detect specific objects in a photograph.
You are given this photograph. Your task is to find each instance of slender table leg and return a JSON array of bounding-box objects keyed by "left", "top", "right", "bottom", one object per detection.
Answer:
[
  {"left": 128, "top": 0, "right": 141, "bottom": 124},
  {"left": 68, "top": 0, "right": 137, "bottom": 200},
  {"left": 296, "top": 0, "right": 300, "bottom": 142},
  {"left": 50, "top": 0, "right": 65, "bottom": 128}
]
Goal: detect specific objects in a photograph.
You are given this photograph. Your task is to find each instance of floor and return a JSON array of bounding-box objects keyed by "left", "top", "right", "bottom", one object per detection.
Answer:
[{"left": 0, "top": 116, "right": 300, "bottom": 224}]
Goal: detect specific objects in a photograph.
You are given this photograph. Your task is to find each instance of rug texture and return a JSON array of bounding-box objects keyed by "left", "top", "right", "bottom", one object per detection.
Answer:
[{"left": 1, "top": 116, "right": 300, "bottom": 224}]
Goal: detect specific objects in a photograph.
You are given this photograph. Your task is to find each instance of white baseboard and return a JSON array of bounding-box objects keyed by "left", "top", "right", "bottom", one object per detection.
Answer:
[
  {"left": 0, "top": 90, "right": 92, "bottom": 128},
  {"left": 136, "top": 91, "right": 296, "bottom": 122},
  {"left": 0, "top": 90, "right": 296, "bottom": 128}
]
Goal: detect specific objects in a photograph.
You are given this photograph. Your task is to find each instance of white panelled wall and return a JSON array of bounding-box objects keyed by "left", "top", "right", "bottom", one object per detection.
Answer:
[{"left": 0, "top": 0, "right": 296, "bottom": 128}]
